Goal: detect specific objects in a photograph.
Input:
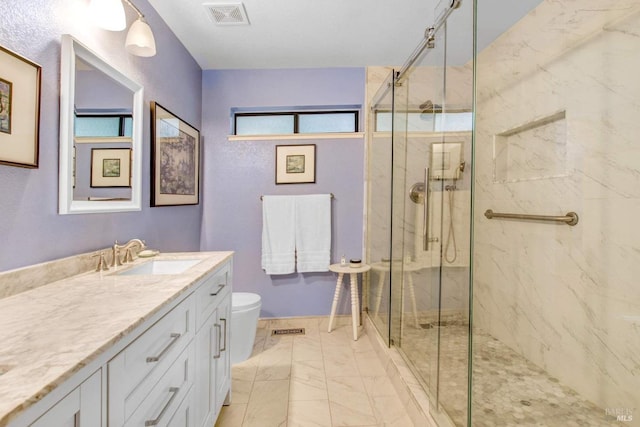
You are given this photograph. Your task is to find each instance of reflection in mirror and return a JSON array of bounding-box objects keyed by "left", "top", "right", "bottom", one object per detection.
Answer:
[{"left": 59, "top": 34, "right": 143, "bottom": 214}]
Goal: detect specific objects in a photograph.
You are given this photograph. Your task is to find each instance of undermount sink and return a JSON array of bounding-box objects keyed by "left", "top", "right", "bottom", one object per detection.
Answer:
[{"left": 116, "top": 259, "right": 201, "bottom": 276}]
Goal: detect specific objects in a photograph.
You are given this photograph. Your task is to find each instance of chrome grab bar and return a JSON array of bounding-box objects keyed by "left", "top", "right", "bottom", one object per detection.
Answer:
[
  {"left": 146, "top": 333, "right": 181, "bottom": 363},
  {"left": 484, "top": 209, "right": 579, "bottom": 226},
  {"left": 145, "top": 387, "right": 180, "bottom": 426}
]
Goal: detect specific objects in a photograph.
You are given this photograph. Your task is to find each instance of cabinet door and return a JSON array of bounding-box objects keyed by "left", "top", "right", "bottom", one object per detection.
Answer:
[
  {"left": 31, "top": 369, "right": 101, "bottom": 427},
  {"left": 30, "top": 389, "right": 79, "bottom": 427},
  {"left": 193, "top": 308, "right": 218, "bottom": 427},
  {"left": 215, "top": 294, "right": 232, "bottom": 413}
]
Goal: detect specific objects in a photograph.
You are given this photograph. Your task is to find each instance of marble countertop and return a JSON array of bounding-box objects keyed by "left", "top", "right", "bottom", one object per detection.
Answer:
[{"left": 0, "top": 251, "right": 233, "bottom": 426}]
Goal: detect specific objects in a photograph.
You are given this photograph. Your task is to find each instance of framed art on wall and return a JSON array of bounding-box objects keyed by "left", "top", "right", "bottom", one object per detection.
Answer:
[
  {"left": 91, "top": 148, "right": 131, "bottom": 187},
  {"left": 0, "top": 45, "right": 41, "bottom": 168},
  {"left": 150, "top": 102, "right": 200, "bottom": 206},
  {"left": 275, "top": 144, "right": 316, "bottom": 184}
]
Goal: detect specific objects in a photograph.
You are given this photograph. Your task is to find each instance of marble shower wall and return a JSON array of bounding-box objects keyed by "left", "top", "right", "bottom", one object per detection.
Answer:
[{"left": 473, "top": 0, "right": 640, "bottom": 413}]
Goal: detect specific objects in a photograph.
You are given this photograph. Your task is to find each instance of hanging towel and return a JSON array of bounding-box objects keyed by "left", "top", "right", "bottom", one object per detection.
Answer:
[
  {"left": 261, "top": 195, "right": 296, "bottom": 275},
  {"left": 295, "top": 194, "right": 331, "bottom": 272}
]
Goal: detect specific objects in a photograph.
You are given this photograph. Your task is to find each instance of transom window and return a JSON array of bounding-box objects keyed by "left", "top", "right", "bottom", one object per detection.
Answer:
[
  {"left": 75, "top": 114, "right": 133, "bottom": 137},
  {"left": 233, "top": 110, "right": 359, "bottom": 136},
  {"left": 374, "top": 110, "right": 472, "bottom": 132}
]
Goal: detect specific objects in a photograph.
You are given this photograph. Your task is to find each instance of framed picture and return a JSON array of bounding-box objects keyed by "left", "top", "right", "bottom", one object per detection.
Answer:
[
  {"left": 91, "top": 148, "right": 131, "bottom": 187},
  {"left": 275, "top": 144, "right": 316, "bottom": 184},
  {"left": 151, "top": 102, "right": 200, "bottom": 206},
  {"left": 0, "top": 45, "right": 41, "bottom": 168}
]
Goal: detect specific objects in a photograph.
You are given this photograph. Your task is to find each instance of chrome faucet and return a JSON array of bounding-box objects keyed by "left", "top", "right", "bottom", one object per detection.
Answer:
[{"left": 111, "top": 239, "right": 146, "bottom": 267}]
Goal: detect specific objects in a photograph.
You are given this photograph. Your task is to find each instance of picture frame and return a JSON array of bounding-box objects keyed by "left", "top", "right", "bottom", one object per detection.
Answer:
[
  {"left": 275, "top": 144, "right": 316, "bottom": 184},
  {"left": 150, "top": 102, "right": 200, "bottom": 206},
  {"left": 91, "top": 148, "right": 131, "bottom": 187},
  {"left": 0, "top": 45, "right": 41, "bottom": 168}
]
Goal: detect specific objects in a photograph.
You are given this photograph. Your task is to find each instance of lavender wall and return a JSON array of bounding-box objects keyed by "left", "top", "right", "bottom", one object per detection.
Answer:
[
  {"left": 200, "top": 68, "right": 365, "bottom": 318},
  {"left": 0, "top": 0, "right": 202, "bottom": 272}
]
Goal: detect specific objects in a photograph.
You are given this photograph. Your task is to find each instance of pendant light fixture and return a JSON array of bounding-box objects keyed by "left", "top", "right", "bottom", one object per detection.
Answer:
[
  {"left": 123, "top": 0, "right": 156, "bottom": 57},
  {"left": 89, "top": 0, "right": 157, "bottom": 57}
]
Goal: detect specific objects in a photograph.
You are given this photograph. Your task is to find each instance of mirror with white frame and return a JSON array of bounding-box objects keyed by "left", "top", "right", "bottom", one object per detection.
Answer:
[{"left": 59, "top": 34, "right": 143, "bottom": 214}]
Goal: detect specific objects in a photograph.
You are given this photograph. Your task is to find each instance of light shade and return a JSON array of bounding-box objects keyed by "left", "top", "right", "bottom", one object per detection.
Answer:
[
  {"left": 89, "top": 0, "right": 126, "bottom": 31},
  {"left": 125, "top": 18, "right": 157, "bottom": 57}
]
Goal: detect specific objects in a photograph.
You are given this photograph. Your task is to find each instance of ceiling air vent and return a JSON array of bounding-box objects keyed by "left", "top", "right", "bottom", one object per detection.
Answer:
[{"left": 205, "top": 2, "right": 250, "bottom": 25}]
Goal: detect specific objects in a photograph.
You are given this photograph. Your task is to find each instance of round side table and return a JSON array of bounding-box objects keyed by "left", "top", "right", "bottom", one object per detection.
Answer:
[{"left": 327, "top": 263, "right": 371, "bottom": 340}]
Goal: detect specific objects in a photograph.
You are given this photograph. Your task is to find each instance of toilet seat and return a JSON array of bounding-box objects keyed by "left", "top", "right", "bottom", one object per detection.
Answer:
[{"left": 232, "top": 292, "right": 261, "bottom": 312}]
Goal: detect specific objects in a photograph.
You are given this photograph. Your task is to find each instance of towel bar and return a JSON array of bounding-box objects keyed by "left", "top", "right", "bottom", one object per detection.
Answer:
[{"left": 260, "top": 193, "right": 334, "bottom": 200}]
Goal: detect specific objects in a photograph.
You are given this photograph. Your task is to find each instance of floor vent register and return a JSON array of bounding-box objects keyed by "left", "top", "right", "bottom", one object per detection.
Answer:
[{"left": 271, "top": 328, "right": 306, "bottom": 336}]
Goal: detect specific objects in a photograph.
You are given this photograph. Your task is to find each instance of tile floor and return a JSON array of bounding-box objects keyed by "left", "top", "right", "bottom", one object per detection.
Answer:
[{"left": 215, "top": 317, "right": 414, "bottom": 427}]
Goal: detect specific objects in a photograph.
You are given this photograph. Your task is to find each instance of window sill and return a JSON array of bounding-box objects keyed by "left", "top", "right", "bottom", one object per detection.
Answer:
[{"left": 227, "top": 132, "right": 364, "bottom": 141}]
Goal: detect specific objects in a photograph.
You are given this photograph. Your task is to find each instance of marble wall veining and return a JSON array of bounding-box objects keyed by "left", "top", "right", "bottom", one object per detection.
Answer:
[{"left": 474, "top": 0, "right": 640, "bottom": 416}]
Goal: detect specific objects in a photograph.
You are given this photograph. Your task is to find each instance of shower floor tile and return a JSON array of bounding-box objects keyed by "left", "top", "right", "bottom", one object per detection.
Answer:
[{"left": 401, "top": 321, "right": 614, "bottom": 426}]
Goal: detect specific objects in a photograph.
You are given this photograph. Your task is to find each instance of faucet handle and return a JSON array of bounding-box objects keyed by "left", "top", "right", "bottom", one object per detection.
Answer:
[
  {"left": 124, "top": 248, "right": 134, "bottom": 263},
  {"left": 93, "top": 251, "right": 110, "bottom": 272}
]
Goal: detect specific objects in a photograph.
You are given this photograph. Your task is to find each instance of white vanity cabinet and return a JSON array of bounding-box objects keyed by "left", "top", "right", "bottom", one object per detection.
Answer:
[
  {"left": 214, "top": 295, "right": 232, "bottom": 411},
  {"left": 194, "top": 262, "right": 232, "bottom": 427},
  {"left": 30, "top": 369, "right": 101, "bottom": 427},
  {"left": 109, "top": 259, "right": 232, "bottom": 427},
  {"left": 108, "top": 297, "right": 196, "bottom": 427},
  {"left": 5, "top": 254, "right": 233, "bottom": 427}
]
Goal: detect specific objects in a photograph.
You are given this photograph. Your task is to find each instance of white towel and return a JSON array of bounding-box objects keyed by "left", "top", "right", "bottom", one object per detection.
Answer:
[
  {"left": 261, "top": 196, "right": 296, "bottom": 275},
  {"left": 295, "top": 194, "right": 331, "bottom": 272}
]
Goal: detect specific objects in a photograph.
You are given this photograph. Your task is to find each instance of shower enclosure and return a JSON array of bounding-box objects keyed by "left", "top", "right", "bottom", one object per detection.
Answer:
[{"left": 365, "top": 0, "right": 640, "bottom": 426}]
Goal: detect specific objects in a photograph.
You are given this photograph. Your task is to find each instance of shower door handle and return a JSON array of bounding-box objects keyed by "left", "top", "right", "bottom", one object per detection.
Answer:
[{"left": 423, "top": 167, "right": 431, "bottom": 251}]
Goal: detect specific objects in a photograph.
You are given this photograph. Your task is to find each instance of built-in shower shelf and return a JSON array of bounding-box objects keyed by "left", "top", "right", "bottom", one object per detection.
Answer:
[{"left": 493, "top": 110, "right": 567, "bottom": 183}]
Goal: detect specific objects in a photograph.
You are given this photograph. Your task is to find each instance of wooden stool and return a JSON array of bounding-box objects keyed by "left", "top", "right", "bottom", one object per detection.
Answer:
[
  {"left": 370, "top": 261, "right": 421, "bottom": 327},
  {"left": 327, "top": 263, "right": 371, "bottom": 340}
]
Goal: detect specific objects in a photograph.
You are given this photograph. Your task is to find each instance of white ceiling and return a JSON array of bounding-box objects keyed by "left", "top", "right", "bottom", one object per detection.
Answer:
[{"left": 146, "top": 0, "right": 543, "bottom": 70}]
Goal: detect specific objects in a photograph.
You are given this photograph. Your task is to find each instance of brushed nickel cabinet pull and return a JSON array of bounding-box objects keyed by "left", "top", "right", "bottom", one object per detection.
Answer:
[
  {"left": 220, "top": 318, "right": 227, "bottom": 352},
  {"left": 144, "top": 387, "right": 179, "bottom": 426},
  {"left": 213, "top": 324, "right": 221, "bottom": 359},
  {"left": 146, "top": 333, "right": 181, "bottom": 363},
  {"left": 210, "top": 284, "right": 225, "bottom": 296}
]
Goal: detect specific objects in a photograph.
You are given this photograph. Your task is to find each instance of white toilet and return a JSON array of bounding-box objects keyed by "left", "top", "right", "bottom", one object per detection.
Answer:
[{"left": 230, "top": 292, "right": 262, "bottom": 365}]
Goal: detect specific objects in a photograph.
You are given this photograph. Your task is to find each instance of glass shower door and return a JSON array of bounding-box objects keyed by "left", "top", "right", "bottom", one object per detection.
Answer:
[
  {"left": 390, "top": 2, "right": 474, "bottom": 425},
  {"left": 366, "top": 71, "right": 396, "bottom": 345}
]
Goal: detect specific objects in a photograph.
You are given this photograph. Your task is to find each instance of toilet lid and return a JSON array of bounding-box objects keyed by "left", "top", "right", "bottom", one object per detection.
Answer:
[{"left": 232, "top": 292, "right": 262, "bottom": 311}]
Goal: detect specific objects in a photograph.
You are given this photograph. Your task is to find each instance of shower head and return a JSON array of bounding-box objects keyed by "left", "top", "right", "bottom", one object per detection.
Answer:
[{"left": 419, "top": 100, "right": 442, "bottom": 119}]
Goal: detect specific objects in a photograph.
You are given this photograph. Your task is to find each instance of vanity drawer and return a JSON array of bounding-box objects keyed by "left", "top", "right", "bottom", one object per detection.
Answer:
[
  {"left": 195, "top": 261, "right": 231, "bottom": 329},
  {"left": 166, "top": 387, "right": 195, "bottom": 427},
  {"left": 123, "top": 344, "right": 195, "bottom": 427},
  {"left": 108, "top": 296, "right": 195, "bottom": 425}
]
